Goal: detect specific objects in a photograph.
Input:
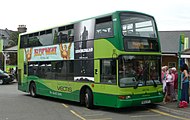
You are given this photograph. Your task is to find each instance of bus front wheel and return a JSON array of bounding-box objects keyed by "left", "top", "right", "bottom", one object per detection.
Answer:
[
  {"left": 29, "top": 82, "right": 37, "bottom": 97},
  {"left": 84, "top": 88, "right": 93, "bottom": 109}
]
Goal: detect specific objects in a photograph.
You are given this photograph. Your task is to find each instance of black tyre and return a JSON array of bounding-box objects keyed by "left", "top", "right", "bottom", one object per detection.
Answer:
[
  {"left": 84, "top": 88, "right": 93, "bottom": 109},
  {"left": 29, "top": 82, "right": 37, "bottom": 97}
]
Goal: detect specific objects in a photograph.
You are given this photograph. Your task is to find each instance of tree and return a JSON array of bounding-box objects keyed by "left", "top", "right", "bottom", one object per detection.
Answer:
[
  {"left": 9, "top": 31, "right": 19, "bottom": 46},
  {"left": 8, "top": 40, "right": 16, "bottom": 47}
]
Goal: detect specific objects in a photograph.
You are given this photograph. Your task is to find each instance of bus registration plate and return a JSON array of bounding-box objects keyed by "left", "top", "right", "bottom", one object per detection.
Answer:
[{"left": 141, "top": 100, "right": 151, "bottom": 104}]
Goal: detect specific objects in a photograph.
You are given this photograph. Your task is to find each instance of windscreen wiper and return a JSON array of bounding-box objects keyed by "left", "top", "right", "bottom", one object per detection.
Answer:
[
  {"left": 134, "top": 81, "right": 139, "bottom": 89},
  {"left": 144, "top": 62, "right": 157, "bottom": 87},
  {"left": 134, "top": 75, "right": 141, "bottom": 89},
  {"left": 152, "top": 79, "right": 157, "bottom": 87}
]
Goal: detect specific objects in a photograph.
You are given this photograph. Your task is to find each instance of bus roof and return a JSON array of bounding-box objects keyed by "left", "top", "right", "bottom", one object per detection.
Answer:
[{"left": 20, "top": 10, "right": 153, "bottom": 36}]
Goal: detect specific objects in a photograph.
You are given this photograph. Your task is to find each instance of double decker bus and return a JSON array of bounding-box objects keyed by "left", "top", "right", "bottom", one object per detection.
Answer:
[{"left": 18, "top": 11, "right": 163, "bottom": 108}]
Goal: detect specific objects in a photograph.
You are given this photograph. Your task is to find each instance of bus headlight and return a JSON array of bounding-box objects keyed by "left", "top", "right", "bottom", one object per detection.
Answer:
[
  {"left": 126, "top": 96, "right": 131, "bottom": 99},
  {"left": 157, "top": 92, "right": 162, "bottom": 95}
]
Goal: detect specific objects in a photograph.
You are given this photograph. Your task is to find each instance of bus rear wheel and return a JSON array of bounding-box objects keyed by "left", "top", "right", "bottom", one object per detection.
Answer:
[
  {"left": 84, "top": 88, "right": 93, "bottom": 109},
  {"left": 29, "top": 82, "right": 37, "bottom": 97}
]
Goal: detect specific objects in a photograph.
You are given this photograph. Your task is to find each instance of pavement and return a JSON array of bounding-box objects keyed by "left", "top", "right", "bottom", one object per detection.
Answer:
[{"left": 157, "top": 101, "right": 190, "bottom": 118}]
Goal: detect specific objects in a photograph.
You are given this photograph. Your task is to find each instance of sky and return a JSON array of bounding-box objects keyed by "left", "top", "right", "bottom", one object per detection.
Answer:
[{"left": 1, "top": 0, "right": 190, "bottom": 32}]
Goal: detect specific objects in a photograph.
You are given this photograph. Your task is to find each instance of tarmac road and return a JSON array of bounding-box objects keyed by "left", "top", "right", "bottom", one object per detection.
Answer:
[{"left": 0, "top": 82, "right": 189, "bottom": 120}]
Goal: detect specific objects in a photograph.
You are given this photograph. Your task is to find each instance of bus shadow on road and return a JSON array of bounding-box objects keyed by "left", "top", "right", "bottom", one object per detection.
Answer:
[
  {"left": 25, "top": 94, "right": 83, "bottom": 107},
  {"left": 92, "top": 104, "right": 158, "bottom": 114},
  {"left": 24, "top": 94, "right": 158, "bottom": 114}
]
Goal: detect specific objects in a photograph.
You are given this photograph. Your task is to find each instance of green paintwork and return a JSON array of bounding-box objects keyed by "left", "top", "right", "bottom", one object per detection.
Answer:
[
  {"left": 19, "top": 76, "right": 163, "bottom": 108},
  {"left": 17, "top": 11, "right": 163, "bottom": 108},
  {"left": 94, "top": 60, "right": 100, "bottom": 83},
  {"left": 177, "top": 35, "right": 183, "bottom": 104},
  {"left": 94, "top": 39, "right": 161, "bottom": 59},
  {"left": 94, "top": 90, "right": 163, "bottom": 108}
]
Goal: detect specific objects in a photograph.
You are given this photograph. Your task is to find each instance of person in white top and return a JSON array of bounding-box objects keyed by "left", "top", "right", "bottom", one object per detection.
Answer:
[
  {"left": 161, "top": 66, "right": 167, "bottom": 93},
  {"left": 163, "top": 68, "right": 175, "bottom": 103}
]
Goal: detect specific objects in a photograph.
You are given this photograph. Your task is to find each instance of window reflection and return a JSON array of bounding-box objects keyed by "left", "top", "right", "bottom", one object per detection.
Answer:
[
  {"left": 120, "top": 13, "right": 157, "bottom": 38},
  {"left": 28, "top": 61, "right": 74, "bottom": 80},
  {"left": 100, "top": 59, "right": 116, "bottom": 84},
  {"left": 118, "top": 55, "right": 161, "bottom": 87}
]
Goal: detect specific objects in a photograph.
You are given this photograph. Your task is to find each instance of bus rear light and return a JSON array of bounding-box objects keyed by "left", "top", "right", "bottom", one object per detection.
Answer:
[
  {"left": 118, "top": 95, "right": 131, "bottom": 99},
  {"left": 118, "top": 96, "right": 126, "bottom": 99}
]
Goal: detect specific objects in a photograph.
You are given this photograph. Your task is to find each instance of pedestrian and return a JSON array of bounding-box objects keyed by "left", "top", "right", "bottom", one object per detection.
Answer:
[
  {"left": 171, "top": 67, "right": 177, "bottom": 101},
  {"left": 161, "top": 66, "right": 167, "bottom": 93},
  {"left": 180, "top": 64, "right": 189, "bottom": 104},
  {"left": 162, "top": 66, "right": 168, "bottom": 103},
  {"left": 163, "top": 68, "right": 175, "bottom": 103},
  {"left": 167, "top": 68, "right": 175, "bottom": 101},
  {"left": 11, "top": 68, "right": 15, "bottom": 75}
]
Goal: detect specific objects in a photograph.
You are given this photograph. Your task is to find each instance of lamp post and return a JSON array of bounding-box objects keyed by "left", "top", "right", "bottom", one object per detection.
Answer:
[{"left": 177, "top": 34, "right": 184, "bottom": 106}]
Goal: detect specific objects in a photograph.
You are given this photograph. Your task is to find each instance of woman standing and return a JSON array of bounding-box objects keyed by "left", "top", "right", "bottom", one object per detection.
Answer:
[
  {"left": 166, "top": 69, "right": 175, "bottom": 102},
  {"left": 161, "top": 66, "right": 167, "bottom": 93},
  {"left": 181, "top": 64, "right": 189, "bottom": 103},
  {"left": 172, "top": 67, "right": 177, "bottom": 101}
]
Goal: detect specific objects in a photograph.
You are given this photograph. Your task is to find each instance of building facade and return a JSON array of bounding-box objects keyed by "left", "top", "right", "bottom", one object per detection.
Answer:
[
  {"left": 0, "top": 25, "right": 27, "bottom": 71},
  {"left": 159, "top": 31, "right": 190, "bottom": 69}
]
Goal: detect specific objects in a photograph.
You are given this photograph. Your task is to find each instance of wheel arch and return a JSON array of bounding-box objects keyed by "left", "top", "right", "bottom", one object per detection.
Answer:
[
  {"left": 80, "top": 85, "right": 93, "bottom": 105},
  {"left": 28, "top": 80, "right": 36, "bottom": 92}
]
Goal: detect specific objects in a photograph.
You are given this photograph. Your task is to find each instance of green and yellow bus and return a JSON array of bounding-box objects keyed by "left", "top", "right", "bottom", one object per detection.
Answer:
[{"left": 18, "top": 11, "right": 163, "bottom": 108}]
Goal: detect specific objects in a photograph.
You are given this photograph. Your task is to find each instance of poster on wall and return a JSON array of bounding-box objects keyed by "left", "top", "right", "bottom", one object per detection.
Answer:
[
  {"left": 74, "top": 19, "right": 95, "bottom": 82},
  {"left": 24, "top": 43, "right": 74, "bottom": 62}
]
